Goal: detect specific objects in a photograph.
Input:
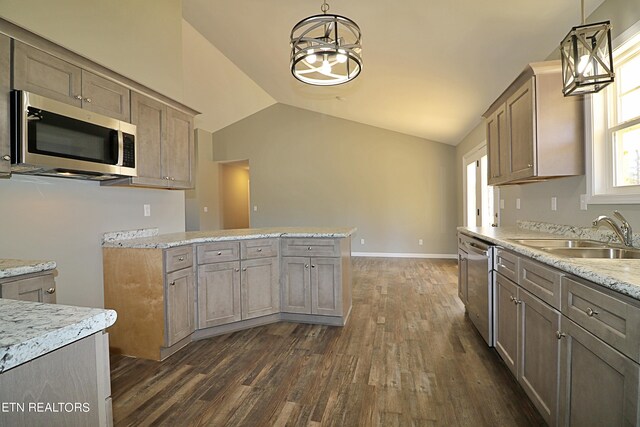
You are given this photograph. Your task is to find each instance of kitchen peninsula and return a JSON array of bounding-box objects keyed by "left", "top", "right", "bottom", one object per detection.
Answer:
[{"left": 102, "top": 227, "right": 355, "bottom": 361}]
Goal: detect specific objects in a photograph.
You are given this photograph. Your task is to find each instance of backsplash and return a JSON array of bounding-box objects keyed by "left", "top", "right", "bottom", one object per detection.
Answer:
[{"left": 518, "top": 219, "right": 640, "bottom": 247}]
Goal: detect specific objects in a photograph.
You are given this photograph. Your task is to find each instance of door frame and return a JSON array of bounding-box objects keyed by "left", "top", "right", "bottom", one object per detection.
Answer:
[{"left": 462, "top": 142, "right": 500, "bottom": 227}]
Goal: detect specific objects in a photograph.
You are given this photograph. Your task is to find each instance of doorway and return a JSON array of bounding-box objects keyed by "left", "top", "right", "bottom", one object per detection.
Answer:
[
  {"left": 220, "top": 160, "right": 250, "bottom": 229},
  {"left": 463, "top": 145, "right": 498, "bottom": 227}
]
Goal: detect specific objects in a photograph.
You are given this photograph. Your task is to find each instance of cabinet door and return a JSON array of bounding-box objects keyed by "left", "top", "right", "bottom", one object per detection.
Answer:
[
  {"left": 12, "top": 40, "right": 82, "bottom": 107},
  {"left": 130, "top": 92, "right": 164, "bottom": 180},
  {"left": 506, "top": 77, "right": 536, "bottom": 181},
  {"left": 164, "top": 106, "right": 193, "bottom": 188},
  {"left": 197, "top": 261, "right": 241, "bottom": 327},
  {"left": 0, "top": 34, "right": 10, "bottom": 176},
  {"left": 0, "top": 273, "right": 56, "bottom": 303},
  {"left": 486, "top": 104, "right": 509, "bottom": 185},
  {"left": 494, "top": 273, "right": 518, "bottom": 376},
  {"left": 165, "top": 268, "right": 195, "bottom": 347},
  {"left": 458, "top": 248, "right": 468, "bottom": 306},
  {"left": 281, "top": 257, "right": 311, "bottom": 314},
  {"left": 519, "top": 288, "right": 561, "bottom": 427},
  {"left": 241, "top": 257, "right": 280, "bottom": 319},
  {"left": 81, "top": 70, "right": 130, "bottom": 121},
  {"left": 311, "top": 257, "right": 342, "bottom": 316},
  {"left": 559, "top": 318, "right": 640, "bottom": 426}
]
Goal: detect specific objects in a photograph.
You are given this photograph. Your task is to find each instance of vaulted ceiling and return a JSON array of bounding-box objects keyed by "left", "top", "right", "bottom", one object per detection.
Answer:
[{"left": 183, "top": 0, "right": 605, "bottom": 145}]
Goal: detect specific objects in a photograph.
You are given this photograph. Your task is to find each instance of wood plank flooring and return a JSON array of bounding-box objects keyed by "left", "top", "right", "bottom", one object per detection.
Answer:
[{"left": 110, "top": 258, "right": 545, "bottom": 426}]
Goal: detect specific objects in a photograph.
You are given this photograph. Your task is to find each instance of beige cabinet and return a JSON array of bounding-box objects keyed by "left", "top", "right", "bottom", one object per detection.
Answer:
[
  {"left": 494, "top": 272, "right": 518, "bottom": 376},
  {"left": 0, "top": 271, "right": 56, "bottom": 303},
  {"left": 281, "top": 257, "right": 312, "bottom": 314},
  {"left": 0, "top": 332, "right": 112, "bottom": 426},
  {"left": 457, "top": 246, "right": 468, "bottom": 306},
  {"left": 13, "top": 41, "right": 130, "bottom": 121},
  {"left": 558, "top": 318, "right": 640, "bottom": 426},
  {"left": 196, "top": 239, "right": 279, "bottom": 328},
  {"left": 108, "top": 92, "right": 194, "bottom": 189},
  {"left": 484, "top": 61, "right": 584, "bottom": 185},
  {"left": 103, "top": 245, "right": 195, "bottom": 361},
  {"left": 281, "top": 256, "right": 342, "bottom": 316},
  {"left": 0, "top": 34, "right": 10, "bottom": 177}
]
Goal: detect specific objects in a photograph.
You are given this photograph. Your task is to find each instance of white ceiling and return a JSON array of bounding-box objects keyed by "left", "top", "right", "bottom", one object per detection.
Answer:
[{"left": 183, "top": 0, "right": 605, "bottom": 145}]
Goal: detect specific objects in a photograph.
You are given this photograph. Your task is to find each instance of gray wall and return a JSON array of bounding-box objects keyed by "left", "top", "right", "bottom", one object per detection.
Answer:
[
  {"left": 186, "top": 129, "right": 222, "bottom": 231},
  {"left": 0, "top": 1, "right": 187, "bottom": 307},
  {"left": 212, "top": 104, "right": 458, "bottom": 256}
]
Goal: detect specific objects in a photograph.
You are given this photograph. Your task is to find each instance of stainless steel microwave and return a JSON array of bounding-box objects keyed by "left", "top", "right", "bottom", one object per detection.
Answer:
[{"left": 10, "top": 90, "right": 137, "bottom": 180}]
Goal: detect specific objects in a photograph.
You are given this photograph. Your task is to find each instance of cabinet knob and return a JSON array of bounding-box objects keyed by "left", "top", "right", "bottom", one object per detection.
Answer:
[
  {"left": 169, "top": 281, "right": 175, "bottom": 286},
  {"left": 556, "top": 331, "right": 566, "bottom": 340},
  {"left": 171, "top": 177, "right": 175, "bottom": 181},
  {"left": 527, "top": 164, "right": 533, "bottom": 168},
  {"left": 235, "top": 268, "right": 240, "bottom": 272},
  {"left": 242, "top": 267, "right": 247, "bottom": 272},
  {"left": 46, "top": 287, "right": 55, "bottom": 294},
  {"left": 311, "top": 265, "right": 316, "bottom": 268},
  {"left": 178, "top": 256, "right": 185, "bottom": 261},
  {"left": 217, "top": 251, "right": 222, "bottom": 255},
  {"left": 509, "top": 295, "right": 515, "bottom": 302},
  {"left": 74, "top": 95, "right": 82, "bottom": 100},
  {"left": 586, "top": 307, "right": 599, "bottom": 317},
  {"left": 84, "top": 97, "right": 92, "bottom": 103},
  {"left": 257, "top": 248, "right": 262, "bottom": 252},
  {"left": 307, "top": 247, "right": 311, "bottom": 250},
  {"left": 305, "top": 264, "right": 309, "bottom": 269},
  {"left": 1, "top": 155, "right": 10, "bottom": 161}
]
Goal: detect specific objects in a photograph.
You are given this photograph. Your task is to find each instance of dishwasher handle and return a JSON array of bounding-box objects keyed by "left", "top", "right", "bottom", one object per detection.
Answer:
[{"left": 464, "top": 240, "right": 490, "bottom": 256}]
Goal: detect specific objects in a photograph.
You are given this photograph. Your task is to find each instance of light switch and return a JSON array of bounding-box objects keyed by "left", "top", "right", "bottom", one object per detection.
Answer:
[
  {"left": 253, "top": 205, "right": 258, "bottom": 212},
  {"left": 418, "top": 239, "right": 423, "bottom": 246},
  {"left": 551, "top": 197, "right": 557, "bottom": 211},
  {"left": 580, "top": 194, "right": 588, "bottom": 210},
  {"left": 516, "top": 198, "right": 521, "bottom": 210},
  {"left": 143, "top": 204, "right": 151, "bottom": 217},
  {"left": 203, "top": 206, "right": 208, "bottom": 213},
  {"left": 360, "top": 238, "right": 365, "bottom": 245}
]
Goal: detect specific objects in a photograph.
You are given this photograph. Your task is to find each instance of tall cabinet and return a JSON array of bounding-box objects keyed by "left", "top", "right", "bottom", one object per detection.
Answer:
[{"left": 484, "top": 61, "right": 584, "bottom": 185}]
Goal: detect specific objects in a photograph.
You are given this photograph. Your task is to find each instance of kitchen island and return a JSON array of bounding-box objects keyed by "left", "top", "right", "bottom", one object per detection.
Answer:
[{"left": 102, "top": 227, "right": 355, "bottom": 361}]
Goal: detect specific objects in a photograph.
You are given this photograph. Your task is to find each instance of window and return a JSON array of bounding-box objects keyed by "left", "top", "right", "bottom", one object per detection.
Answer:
[{"left": 587, "top": 23, "right": 640, "bottom": 203}]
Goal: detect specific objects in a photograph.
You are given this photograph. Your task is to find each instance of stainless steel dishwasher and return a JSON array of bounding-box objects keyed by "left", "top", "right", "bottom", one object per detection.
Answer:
[{"left": 461, "top": 235, "right": 494, "bottom": 346}]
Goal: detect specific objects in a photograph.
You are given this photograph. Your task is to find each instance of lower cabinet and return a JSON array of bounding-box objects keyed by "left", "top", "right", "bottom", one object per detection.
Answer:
[
  {"left": 495, "top": 273, "right": 518, "bottom": 376},
  {"left": 558, "top": 318, "right": 640, "bottom": 426},
  {"left": 457, "top": 246, "right": 468, "bottom": 306},
  {"left": 197, "top": 261, "right": 241, "bottom": 328},
  {"left": 281, "top": 256, "right": 342, "bottom": 316},
  {"left": 0, "top": 271, "right": 57, "bottom": 303},
  {"left": 0, "top": 332, "right": 112, "bottom": 427},
  {"left": 166, "top": 267, "right": 195, "bottom": 347},
  {"left": 241, "top": 257, "right": 280, "bottom": 319}
]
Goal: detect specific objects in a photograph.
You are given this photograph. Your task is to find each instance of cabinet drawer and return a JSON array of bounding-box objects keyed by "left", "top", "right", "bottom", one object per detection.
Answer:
[
  {"left": 241, "top": 238, "right": 279, "bottom": 259},
  {"left": 562, "top": 276, "right": 640, "bottom": 363},
  {"left": 519, "top": 258, "right": 563, "bottom": 310},
  {"left": 197, "top": 241, "right": 240, "bottom": 264},
  {"left": 495, "top": 248, "right": 518, "bottom": 282},
  {"left": 281, "top": 238, "right": 340, "bottom": 257},
  {"left": 164, "top": 246, "right": 193, "bottom": 273}
]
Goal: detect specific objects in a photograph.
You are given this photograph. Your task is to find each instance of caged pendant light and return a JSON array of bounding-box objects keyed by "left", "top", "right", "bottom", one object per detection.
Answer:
[
  {"left": 560, "top": 0, "right": 614, "bottom": 96},
  {"left": 290, "top": 0, "right": 362, "bottom": 86}
]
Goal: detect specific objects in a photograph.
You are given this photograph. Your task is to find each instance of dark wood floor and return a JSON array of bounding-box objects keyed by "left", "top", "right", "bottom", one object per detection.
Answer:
[{"left": 110, "top": 258, "right": 545, "bottom": 426}]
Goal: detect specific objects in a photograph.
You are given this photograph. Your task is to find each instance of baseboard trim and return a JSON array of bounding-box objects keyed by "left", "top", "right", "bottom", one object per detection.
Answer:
[{"left": 352, "top": 252, "right": 457, "bottom": 259}]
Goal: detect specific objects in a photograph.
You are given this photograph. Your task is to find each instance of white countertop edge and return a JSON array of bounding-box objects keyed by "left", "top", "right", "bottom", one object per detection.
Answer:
[
  {"left": 458, "top": 226, "right": 640, "bottom": 302},
  {"left": 0, "top": 303, "right": 117, "bottom": 373},
  {"left": 0, "top": 260, "right": 57, "bottom": 279}
]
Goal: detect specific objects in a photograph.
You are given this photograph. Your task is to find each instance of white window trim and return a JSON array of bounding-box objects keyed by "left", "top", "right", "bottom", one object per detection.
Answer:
[{"left": 586, "top": 19, "right": 640, "bottom": 204}]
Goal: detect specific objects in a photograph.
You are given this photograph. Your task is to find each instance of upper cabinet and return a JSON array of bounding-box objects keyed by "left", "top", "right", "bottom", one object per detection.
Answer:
[
  {"left": 484, "top": 61, "right": 584, "bottom": 186},
  {"left": 13, "top": 41, "right": 130, "bottom": 122},
  {"left": 0, "top": 34, "right": 10, "bottom": 177}
]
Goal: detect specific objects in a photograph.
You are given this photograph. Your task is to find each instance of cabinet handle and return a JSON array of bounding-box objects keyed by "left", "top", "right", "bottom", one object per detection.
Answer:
[
  {"left": 178, "top": 256, "right": 185, "bottom": 261},
  {"left": 84, "top": 97, "right": 92, "bottom": 103},
  {"left": 46, "top": 287, "right": 55, "bottom": 294},
  {"left": 556, "top": 331, "right": 566, "bottom": 340},
  {"left": 171, "top": 177, "right": 175, "bottom": 181},
  {"left": 509, "top": 295, "right": 515, "bottom": 302},
  {"left": 169, "top": 281, "right": 175, "bottom": 286},
  {"left": 305, "top": 264, "right": 309, "bottom": 269},
  {"left": 527, "top": 163, "right": 533, "bottom": 168},
  {"left": 1, "top": 155, "right": 10, "bottom": 161},
  {"left": 307, "top": 247, "right": 312, "bottom": 250},
  {"left": 217, "top": 251, "right": 222, "bottom": 255},
  {"left": 514, "top": 299, "right": 521, "bottom": 305},
  {"left": 235, "top": 268, "right": 240, "bottom": 272},
  {"left": 257, "top": 248, "right": 262, "bottom": 252},
  {"left": 74, "top": 94, "right": 82, "bottom": 100},
  {"left": 242, "top": 267, "right": 247, "bottom": 272},
  {"left": 586, "top": 307, "right": 599, "bottom": 317}
]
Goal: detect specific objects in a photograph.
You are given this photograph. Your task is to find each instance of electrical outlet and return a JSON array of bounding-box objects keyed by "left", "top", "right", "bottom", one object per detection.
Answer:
[
  {"left": 551, "top": 197, "right": 557, "bottom": 211},
  {"left": 418, "top": 239, "right": 423, "bottom": 245},
  {"left": 580, "top": 194, "right": 588, "bottom": 210},
  {"left": 143, "top": 204, "right": 151, "bottom": 217},
  {"left": 516, "top": 198, "right": 521, "bottom": 210},
  {"left": 203, "top": 206, "right": 208, "bottom": 213},
  {"left": 360, "top": 238, "right": 365, "bottom": 245},
  {"left": 253, "top": 205, "right": 258, "bottom": 212}
]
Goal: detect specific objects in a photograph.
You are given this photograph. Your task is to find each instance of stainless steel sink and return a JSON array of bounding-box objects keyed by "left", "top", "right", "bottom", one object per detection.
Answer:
[
  {"left": 510, "top": 239, "right": 607, "bottom": 248},
  {"left": 542, "top": 247, "right": 640, "bottom": 259}
]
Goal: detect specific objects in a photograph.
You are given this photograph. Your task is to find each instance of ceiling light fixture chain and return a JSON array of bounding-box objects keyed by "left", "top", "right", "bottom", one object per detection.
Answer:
[
  {"left": 559, "top": 0, "right": 614, "bottom": 96},
  {"left": 290, "top": 0, "right": 362, "bottom": 86}
]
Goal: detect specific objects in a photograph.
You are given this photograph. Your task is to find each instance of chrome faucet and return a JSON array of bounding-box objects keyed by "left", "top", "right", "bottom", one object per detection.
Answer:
[{"left": 593, "top": 210, "right": 634, "bottom": 247}]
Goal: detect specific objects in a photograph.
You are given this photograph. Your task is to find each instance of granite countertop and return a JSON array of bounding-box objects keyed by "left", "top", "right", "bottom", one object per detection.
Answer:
[
  {"left": 102, "top": 227, "right": 358, "bottom": 249},
  {"left": 459, "top": 222, "right": 640, "bottom": 302},
  {"left": 0, "top": 259, "right": 57, "bottom": 279},
  {"left": 0, "top": 299, "right": 117, "bottom": 373}
]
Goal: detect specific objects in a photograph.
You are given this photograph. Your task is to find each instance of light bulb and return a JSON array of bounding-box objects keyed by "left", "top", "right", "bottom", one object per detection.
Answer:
[
  {"left": 321, "top": 59, "right": 332, "bottom": 74},
  {"left": 306, "top": 49, "right": 317, "bottom": 64},
  {"left": 577, "top": 54, "right": 592, "bottom": 75},
  {"left": 336, "top": 53, "right": 347, "bottom": 63}
]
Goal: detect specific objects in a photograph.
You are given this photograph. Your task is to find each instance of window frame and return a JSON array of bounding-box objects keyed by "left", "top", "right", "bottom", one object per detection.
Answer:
[{"left": 587, "top": 20, "right": 640, "bottom": 204}]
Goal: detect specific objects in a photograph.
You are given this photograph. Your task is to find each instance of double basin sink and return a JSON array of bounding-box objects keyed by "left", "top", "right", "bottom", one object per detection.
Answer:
[{"left": 510, "top": 238, "right": 640, "bottom": 259}]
